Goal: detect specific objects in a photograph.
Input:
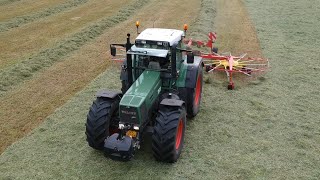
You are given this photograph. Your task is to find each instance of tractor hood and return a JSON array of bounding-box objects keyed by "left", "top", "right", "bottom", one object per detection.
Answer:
[
  {"left": 119, "top": 70, "right": 162, "bottom": 125},
  {"left": 128, "top": 45, "right": 169, "bottom": 58}
]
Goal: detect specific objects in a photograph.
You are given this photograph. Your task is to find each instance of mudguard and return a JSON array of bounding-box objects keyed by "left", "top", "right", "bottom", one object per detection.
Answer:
[
  {"left": 160, "top": 98, "right": 184, "bottom": 107},
  {"left": 96, "top": 90, "right": 122, "bottom": 99},
  {"left": 185, "top": 56, "right": 203, "bottom": 88}
]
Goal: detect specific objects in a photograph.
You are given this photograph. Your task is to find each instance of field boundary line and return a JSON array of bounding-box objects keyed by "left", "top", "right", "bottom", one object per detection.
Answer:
[{"left": 0, "top": 0, "right": 89, "bottom": 32}]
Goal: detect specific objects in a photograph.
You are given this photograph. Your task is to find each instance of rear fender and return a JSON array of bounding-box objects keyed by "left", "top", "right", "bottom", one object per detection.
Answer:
[
  {"left": 185, "top": 56, "right": 203, "bottom": 88},
  {"left": 160, "top": 98, "right": 184, "bottom": 108},
  {"left": 96, "top": 90, "right": 122, "bottom": 99}
]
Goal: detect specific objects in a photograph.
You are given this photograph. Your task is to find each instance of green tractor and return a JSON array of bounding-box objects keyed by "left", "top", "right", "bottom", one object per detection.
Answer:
[{"left": 85, "top": 27, "right": 203, "bottom": 162}]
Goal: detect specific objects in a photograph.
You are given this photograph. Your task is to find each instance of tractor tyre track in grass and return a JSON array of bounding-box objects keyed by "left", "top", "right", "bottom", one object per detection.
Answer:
[
  {"left": 0, "top": 0, "right": 148, "bottom": 95},
  {"left": 0, "top": 0, "right": 89, "bottom": 32},
  {"left": 0, "top": 0, "right": 200, "bottom": 154}
]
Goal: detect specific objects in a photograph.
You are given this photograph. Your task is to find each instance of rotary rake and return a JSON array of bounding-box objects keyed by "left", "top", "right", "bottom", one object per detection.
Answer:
[{"left": 184, "top": 31, "right": 269, "bottom": 90}]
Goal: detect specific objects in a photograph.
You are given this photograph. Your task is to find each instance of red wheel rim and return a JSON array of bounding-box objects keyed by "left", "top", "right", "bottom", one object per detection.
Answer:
[
  {"left": 175, "top": 119, "right": 184, "bottom": 150},
  {"left": 194, "top": 74, "right": 202, "bottom": 106}
]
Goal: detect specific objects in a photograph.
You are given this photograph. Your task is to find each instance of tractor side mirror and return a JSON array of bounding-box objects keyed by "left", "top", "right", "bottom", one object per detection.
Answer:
[
  {"left": 187, "top": 52, "right": 194, "bottom": 64},
  {"left": 111, "top": 46, "right": 116, "bottom": 56}
]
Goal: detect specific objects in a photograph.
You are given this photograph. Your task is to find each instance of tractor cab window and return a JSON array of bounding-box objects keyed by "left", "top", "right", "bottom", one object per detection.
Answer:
[
  {"left": 134, "top": 55, "right": 149, "bottom": 68},
  {"left": 133, "top": 55, "right": 169, "bottom": 69}
]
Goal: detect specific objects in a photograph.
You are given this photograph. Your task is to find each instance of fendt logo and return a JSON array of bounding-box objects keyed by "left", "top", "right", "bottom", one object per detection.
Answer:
[{"left": 121, "top": 110, "right": 136, "bottom": 116}]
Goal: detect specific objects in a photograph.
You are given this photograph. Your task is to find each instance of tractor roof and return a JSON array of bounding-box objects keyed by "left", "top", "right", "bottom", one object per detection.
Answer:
[
  {"left": 136, "top": 28, "right": 184, "bottom": 46},
  {"left": 129, "top": 45, "right": 169, "bottom": 58}
]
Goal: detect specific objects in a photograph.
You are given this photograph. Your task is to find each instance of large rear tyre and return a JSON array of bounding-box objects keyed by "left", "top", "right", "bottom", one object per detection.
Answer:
[
  {"left": 85, "top": 97, "right": 120, "bottom": 150},
  {"left": 121, "top": 80, "right": 129, "bottom": 94},
  {"left": 186, "top": 66, "right": 203, "bottom": 117},
  {"left": 152, "top": 106, "right": 187, "bottom": 163}
]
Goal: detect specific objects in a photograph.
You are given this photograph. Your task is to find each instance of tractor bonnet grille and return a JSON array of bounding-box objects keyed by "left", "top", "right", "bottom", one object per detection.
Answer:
[{"left": 119, "top": 106, "right": 139, "bottom": 124}]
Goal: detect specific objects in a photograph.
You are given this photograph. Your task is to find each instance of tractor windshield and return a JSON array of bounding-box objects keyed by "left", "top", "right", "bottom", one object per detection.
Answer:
[{"left": 133, "top": 54, "right": 170, "bottom": 69}]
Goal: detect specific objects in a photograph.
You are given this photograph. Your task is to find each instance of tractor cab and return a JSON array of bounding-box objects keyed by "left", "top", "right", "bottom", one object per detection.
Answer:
[{"left": 129, "top": 28, "right": 185, "bottom": 74}]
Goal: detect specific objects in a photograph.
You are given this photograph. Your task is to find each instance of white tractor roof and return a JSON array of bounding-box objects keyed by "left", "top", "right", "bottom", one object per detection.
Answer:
[
  {"left": 136, "top": 28, "right": 184, "bottom": 46},
  {"left": 129, "top": 45, "right": 169, "bottom": 58}
]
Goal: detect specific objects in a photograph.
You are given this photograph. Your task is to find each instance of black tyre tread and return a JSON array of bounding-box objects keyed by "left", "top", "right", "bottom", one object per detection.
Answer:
[
  {"left": 152, "top": 107, "right": 186, "bottom": 163},
  {"left": 85, "top": 98, "right": 118, "bottom": 150},
  {"left": 121, "top": 80, "right": 128, "bottom": 94},
  {"left": 186, "top": 66, "right": 203, "bottom": 118},
  {"left": 212, "top": 47, "right": 218, "bottom": 54}
]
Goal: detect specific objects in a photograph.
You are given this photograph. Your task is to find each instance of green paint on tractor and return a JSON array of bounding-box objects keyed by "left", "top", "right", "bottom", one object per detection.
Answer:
[{"left": 120, "top": 70, "right": 161, "bottom": 124}]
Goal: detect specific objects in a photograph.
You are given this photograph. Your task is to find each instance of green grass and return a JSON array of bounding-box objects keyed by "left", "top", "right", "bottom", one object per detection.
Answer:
[
  {"left": 0, "top": 0, "right": 151, "bottom": 97},
  {"left": 1, "top": 0, "right": 320, "bottom": 179},
  {"left": 0, "top": 0, "right": 89, "bottom": 32}
]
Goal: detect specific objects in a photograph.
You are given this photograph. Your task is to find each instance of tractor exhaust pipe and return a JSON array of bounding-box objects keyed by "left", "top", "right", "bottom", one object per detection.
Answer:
[
  {"left": 171, "top": 44, "right": 177, "bottom": 78},
  {"left": 126, "top": 33, "right": 133, "bottom": 86}
]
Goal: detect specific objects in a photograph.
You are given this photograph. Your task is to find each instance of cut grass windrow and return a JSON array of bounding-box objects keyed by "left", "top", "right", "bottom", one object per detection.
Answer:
[
  {"left": 189, "top": 0, "right": 216, "bottom": 40},
  {"left": 0, "top": 0, "right": 150, "bottom": 97},
  {"left": 0, "top": 0, "right": 88, "bottom": 32},
  {"left": 0, "top": 0, "right": 20, "bottom": 6}
]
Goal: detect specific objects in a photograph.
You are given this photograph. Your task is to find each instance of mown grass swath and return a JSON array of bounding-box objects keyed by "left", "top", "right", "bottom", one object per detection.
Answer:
[
  {"left": 0, "top": 0, "right": 20, "bottom": 6},
  {"left": 0, "top": 0, "right": 150, "bottom": 96},
  {"left": 0, "top": 0, "right": 89, "bottom": 32},
  {"left": 189, "top": 0, "right": 216, "bottom": 40}
]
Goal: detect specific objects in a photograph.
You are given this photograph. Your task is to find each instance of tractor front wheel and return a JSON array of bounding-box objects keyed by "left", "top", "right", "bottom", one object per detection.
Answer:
[
  {"left": 85, "top": 97, "right": 120, "bottom": 150},
  {"left": 152, "top": 106, "right": 187, "bottom": 163}
]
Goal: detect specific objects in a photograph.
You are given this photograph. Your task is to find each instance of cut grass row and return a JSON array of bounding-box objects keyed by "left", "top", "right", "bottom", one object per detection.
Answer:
[
  {"left": 0, "top": 0, "right": 149, "bottom": 96},
  {"left": 189, "top": 0, "right": 216, "bottom": 40},
  {"left": 0, "top": 0, "right": 89, "bottom": 32},
  {"left": 0, "top": 0, "right": 66, "bottom": 21},
  {"left": 0, "top": 0, "right": 20, "bottom": 6},
  {"left": 0, "top": 0, "right": 131, "bottom": 69}
]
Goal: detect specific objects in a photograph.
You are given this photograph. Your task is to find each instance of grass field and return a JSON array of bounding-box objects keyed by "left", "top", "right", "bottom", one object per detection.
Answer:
[{"left": 0, "top": 0, "right": 319, "bottom": 179}]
